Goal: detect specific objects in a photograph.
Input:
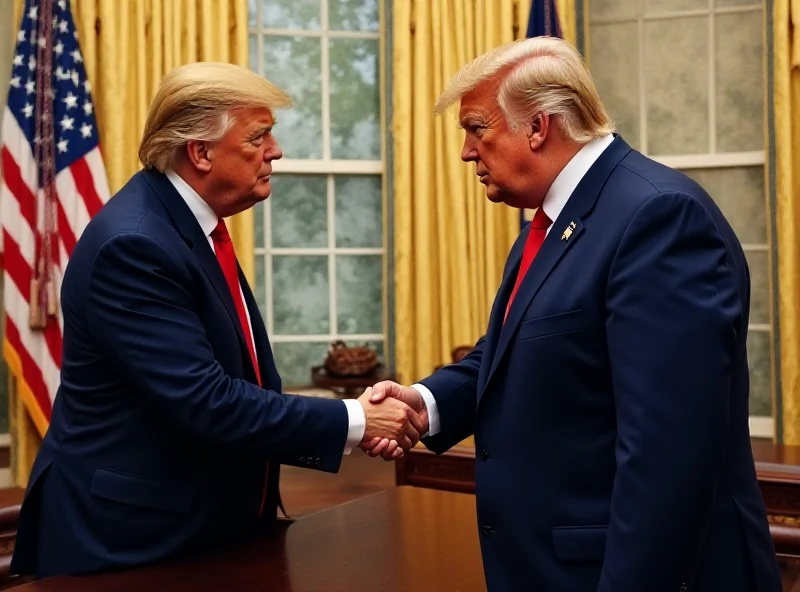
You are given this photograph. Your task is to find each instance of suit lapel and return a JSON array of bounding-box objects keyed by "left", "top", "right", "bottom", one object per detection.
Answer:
[
  {"left": 142, "top": 170, "right": 249, "bottom": 359},
  {"left": 239, "top": 266, "right": 280, "bottom": 387},
  {"left": 481, "top": 199, "right": 585, "bottom": 400},
  {"left": 479, "top": 135, "right": 633, "bottom": 399}
]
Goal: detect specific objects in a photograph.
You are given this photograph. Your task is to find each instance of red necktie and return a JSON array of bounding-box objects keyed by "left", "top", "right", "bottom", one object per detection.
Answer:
[
  {"left": 210, "top": 219, "right": 262, "bottom": 387},
  {"left": 211, "top": 220, "right": 270, "bottom": 519},
  {"left": 505, "top": 207, "right": 552, "bottom": 322}
]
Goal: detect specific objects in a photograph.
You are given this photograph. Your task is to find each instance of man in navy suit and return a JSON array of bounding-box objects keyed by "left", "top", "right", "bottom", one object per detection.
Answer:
[
  {"left": 368, "top": 37, "right": 782, "bottom": 591},
  {"left": 11, "top": 62, "right": 420, "bottom": 578}
]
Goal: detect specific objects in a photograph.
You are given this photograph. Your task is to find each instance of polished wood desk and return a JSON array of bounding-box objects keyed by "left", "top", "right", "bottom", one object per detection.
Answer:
[
  {"left": 11, "top": 487, "right": 486, "bottom": 591},
  {"left": 396, "top": 439, "right": 800, "bottom": 559}
]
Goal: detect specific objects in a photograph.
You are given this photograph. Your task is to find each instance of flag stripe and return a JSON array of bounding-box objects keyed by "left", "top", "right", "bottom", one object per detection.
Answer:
[
  {"left": 1, "top": 147, "right": 36, "bottom": 229},
  {"left": 84, "top": 148, "right": 110, "bottom": 202},
  {"left": 2, "top": 233, "right": 65, "bottom": 375},
  {"left": 70, "top": 157, "right": 104, "bottom": 216},
  {"left": 56, "top": 194, "right": 78, "bottom": 256},
  {"left": 0, "top": 184, "right": 35, "bottom": 265},
  {"left": 4, "top": 318, "right": 54, "bottom": 420}
]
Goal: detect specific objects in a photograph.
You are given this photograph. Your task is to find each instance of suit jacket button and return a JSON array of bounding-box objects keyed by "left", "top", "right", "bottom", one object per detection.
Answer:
[
  {"left": 479, "top": 449, "right": 491, "bottom": 460},
  {"left": 481, "top": 524, "right": 494, "bottom": 536}
]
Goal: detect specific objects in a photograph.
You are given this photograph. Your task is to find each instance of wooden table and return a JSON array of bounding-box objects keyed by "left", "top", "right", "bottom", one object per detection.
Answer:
[{"left": 10, "top": 487, "right": 486, "bottom": 591}]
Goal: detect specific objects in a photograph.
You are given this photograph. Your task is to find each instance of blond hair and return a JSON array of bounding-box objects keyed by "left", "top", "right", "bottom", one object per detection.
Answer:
[
  {"left": 435, "top": 37, "right": 613, "bottom": 143},
  {"left": 139, "top": 62, "right": 292, "bottom": 172}
]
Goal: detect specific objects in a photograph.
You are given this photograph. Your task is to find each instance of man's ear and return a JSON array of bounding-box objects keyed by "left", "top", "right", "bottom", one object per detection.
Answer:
[
  {"left": 185, "top": 140, "right": 213, "bottom": 173},
  {"left": 526, "top": 113, "right": 550, "bottom": 151}
]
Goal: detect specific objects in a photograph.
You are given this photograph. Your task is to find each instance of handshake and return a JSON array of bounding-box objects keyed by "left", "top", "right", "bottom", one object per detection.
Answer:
[{"left": 355, "top": 381, "right": 427, "bottom": 461}]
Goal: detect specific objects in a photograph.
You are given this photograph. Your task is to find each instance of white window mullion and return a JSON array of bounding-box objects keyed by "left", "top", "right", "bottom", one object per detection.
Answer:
[
  {"left": 321, "top": 0, "right": 331, "bottom": 162},
  {"left": 327, "top": 174, "right": 338, "bottom": 341}
]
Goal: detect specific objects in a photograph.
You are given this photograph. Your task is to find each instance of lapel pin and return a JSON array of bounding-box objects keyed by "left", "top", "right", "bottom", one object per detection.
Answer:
[{"left": 561, "top": 221, "right": 576, "bottom": 241}]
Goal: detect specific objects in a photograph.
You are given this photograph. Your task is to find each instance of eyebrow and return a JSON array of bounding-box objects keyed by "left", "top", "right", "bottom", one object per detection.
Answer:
[
  {"left": 457, "top": 114, "right": 488, "bottom": 129},
  {"left": 249, "top": 124, "right": 273, "bottom": 137}
]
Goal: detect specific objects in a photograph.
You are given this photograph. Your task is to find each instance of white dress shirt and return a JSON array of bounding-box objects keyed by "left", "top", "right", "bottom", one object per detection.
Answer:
[
  {"left": 165, "top": 170, "right": 366, "bottom": 455},
  {"left": 412, "top": 134, "right": 616, "bottom": 437}
]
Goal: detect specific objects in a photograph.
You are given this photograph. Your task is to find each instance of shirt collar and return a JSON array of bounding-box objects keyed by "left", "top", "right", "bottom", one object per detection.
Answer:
[
  {"left": 540, "top": 134, "right": 615, "bottom": 227},
  {"left": 165, "top": 169, "right": 219, "bottom": 238}
]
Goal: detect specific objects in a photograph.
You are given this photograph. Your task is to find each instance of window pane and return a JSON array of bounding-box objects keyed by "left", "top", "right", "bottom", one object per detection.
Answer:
[
  {"left": 336, "top": 255, "right": 383, "bottom": 334},
  {"left": 329, "top": 0, "right": 379, "bottom": 31},
  {"left": 249, "top": 34, "right": 257, "bottom": 72},
  {"left": 716, "top": 11, "right": 763, "bottom": 152},
  {"left": 270, "top": 175, "right": 327, "bottom": 248},
  {"left": 248, "top": 0, "right": 257, "bottom": 27},
  {"left": 329, "top": 38, "right": 380, "bottom": 160},
  {"left": 263, "top": 36, "right": 322, "bottom": 159},
  {"left": 335, "top": 175, "right": 382, "bottom": 248},
  {"left": 261, "top": 0, "right": 321, "bottom": 29},
  {"left": 254, "top": 201, "right": 265, "bottom": 248},
  {"left": 255, "top": 254, "right": 267, "bottom": 321},
  {"left": 589, "top": 23, "right": 640, "bottom": 150},
  {"left": 590, "top": 0, "right": 640, "bottom": 19},
  {"left": 747, "top": 330, "right": 772, "bottom": 416},
  {"left": 273, "top": 255, "right": 330, "bottom": 335},
  {"left": 681, "top": 166, "right": 765, "bottom": 245},
  {"left": 745, "top": 250, "right": 770, "bottom": 325},
  {"left": 645, "top": 17, "right": 709, "bottom": 155},
  {"left": 273, "top": 341, "right": 330, "bottom": 388}
]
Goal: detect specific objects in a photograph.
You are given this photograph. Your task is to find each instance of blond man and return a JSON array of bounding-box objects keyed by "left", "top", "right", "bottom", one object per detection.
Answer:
[
  {"left": 368, "top": 37, "right": 781, "bottom": 591},
  {"left": 11, "top": 62, "right": 420, "bottom": 578}
]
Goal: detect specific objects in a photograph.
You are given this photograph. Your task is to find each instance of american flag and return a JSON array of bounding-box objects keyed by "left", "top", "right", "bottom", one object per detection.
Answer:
[{"left": 1, "top": 0, "right": 110, "bottom": 435}]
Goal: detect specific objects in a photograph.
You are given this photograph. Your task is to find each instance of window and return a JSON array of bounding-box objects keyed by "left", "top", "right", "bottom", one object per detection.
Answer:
[
  {"left": 248, "top": 0, "right": 385, "bottom": 388},
  {"left": 588, "top": 0, "right": 772, "bottom": 435}
]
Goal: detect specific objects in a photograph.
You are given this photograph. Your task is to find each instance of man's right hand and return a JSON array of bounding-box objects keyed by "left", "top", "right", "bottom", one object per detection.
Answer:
[
  {"left": 360, "top": 381, "right": 428, "bottom": 460},
  {"left": 356, "top": 388, "right": 423, "bottom": 460}
]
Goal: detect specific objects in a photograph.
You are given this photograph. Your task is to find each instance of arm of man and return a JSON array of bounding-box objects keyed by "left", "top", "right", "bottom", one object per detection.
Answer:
[
  {"left": 598, "top": 191, "right": 740, "bottom": 589},
  {"left": 415, "top": 338, "right": 484, "bottom": 454},
  {"left": 87, "top": 233, "right": 412, "bottom": 473}
]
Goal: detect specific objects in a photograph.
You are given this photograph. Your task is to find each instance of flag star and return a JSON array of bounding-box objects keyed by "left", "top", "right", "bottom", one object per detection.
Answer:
[
  {"left": 83, "top": 79, "right": 91, "bottom": 92},
  {"left": 55, "top": 66, "right": 64, "bottom": 79},
  {"left": 63, "top": 92, "right": 78, "bottom": 109},
  {"left": 54, "top": 42, "right": 64, "bottom": 55},
  {"left": 52, "top": 16, "right": 58, "bottom": 27},
  {"left": 28, "top": 56, "right": 36, "bottom": 70},
  {"left": 83, "top": 100, "right": 93, "bottom": 115},
  {"left": 22, "top": 104, "right": 34, "bottom": 118},
  {"left": 13, "top": 54, "right": 24, "bottom": 67},
  {"left": 60, "top": 116, "right": 75, "bottom": 131},
  {"left": 59, "top": 0, "right": 67, "bottom": 9},
  {"left": 9, "top": 76, "right": 21, "bottom": 89},
  {"left": 28, "top": 6, "right": 38, "bottom": 20},
  {"left": 38, "top": 35, "right": 46, "bottom": 48},
  {"left": 17, "top": 30, "right": 25, "bottom": 43},
  {"left": 70, "top": 50, "right": 83, "bottom": 63},
  {"left": 59, "top": 19, "right": 69, "bottom": 33},
  {"left": 73, "top": 30, "right": 78, "bottom": 39},
  {"left": 25, "top": 80, "right": 35, "bottom": 94},
  {"left": 80, "top": 123, "right": 93, "bottom": 138},
  {"left": 57, "top": 139, "right": 69, "bottom": 154}
]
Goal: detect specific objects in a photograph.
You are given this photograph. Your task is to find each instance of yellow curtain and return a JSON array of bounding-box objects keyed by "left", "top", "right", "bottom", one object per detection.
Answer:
[
  {"left": 392, "top": 0, "right": 532, "bottom": 387},
  {"left": 774, "top": 0, "right": 800, "bottom": 444},
  {"left": 9, "top": 0, "right": 251, "bottom": 486}
]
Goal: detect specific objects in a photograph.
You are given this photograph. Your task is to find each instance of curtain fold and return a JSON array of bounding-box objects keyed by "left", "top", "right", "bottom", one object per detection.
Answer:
[
  {"left": 8, "top": 0, "right": 250, "bottom": 486},
  {"left": 392, "top": 0, "right": 531, "bottom": 388},
  {"left": 774, "top": 0, "right": 800, "bottom": 444}
]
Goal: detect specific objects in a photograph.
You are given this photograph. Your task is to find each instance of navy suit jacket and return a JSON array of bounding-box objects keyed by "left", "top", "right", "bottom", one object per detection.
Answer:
[
  {"left": 421, "top": 137, "right": 782, "bottom": 591},
  {"left": 11, "top": 170, "right": 350, "bottom": 578}
]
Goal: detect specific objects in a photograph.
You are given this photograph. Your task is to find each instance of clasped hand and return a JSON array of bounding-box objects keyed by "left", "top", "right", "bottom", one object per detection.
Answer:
[{"left": 356, "top": 381, "right": 429, "bottom": 461}]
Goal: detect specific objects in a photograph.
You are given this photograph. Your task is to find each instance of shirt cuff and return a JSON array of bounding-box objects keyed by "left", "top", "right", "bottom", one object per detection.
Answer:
[
  {"left": 411, "top": 383, "right": 440, "bottom": 437},
  {"left": 342, "top": 399, "right": 366, "bottom": 455}
]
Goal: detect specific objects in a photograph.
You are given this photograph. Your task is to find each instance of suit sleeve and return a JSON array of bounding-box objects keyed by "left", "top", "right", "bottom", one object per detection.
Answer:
[
  {"left": 416, "top": 338, "right": 484, "bottom": 454},
  {"left": 86, "top": 232, "right": 349, "bottom": 473},
  {"left": 598, "top": 192, "right": 742, "bottom": 589}
]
